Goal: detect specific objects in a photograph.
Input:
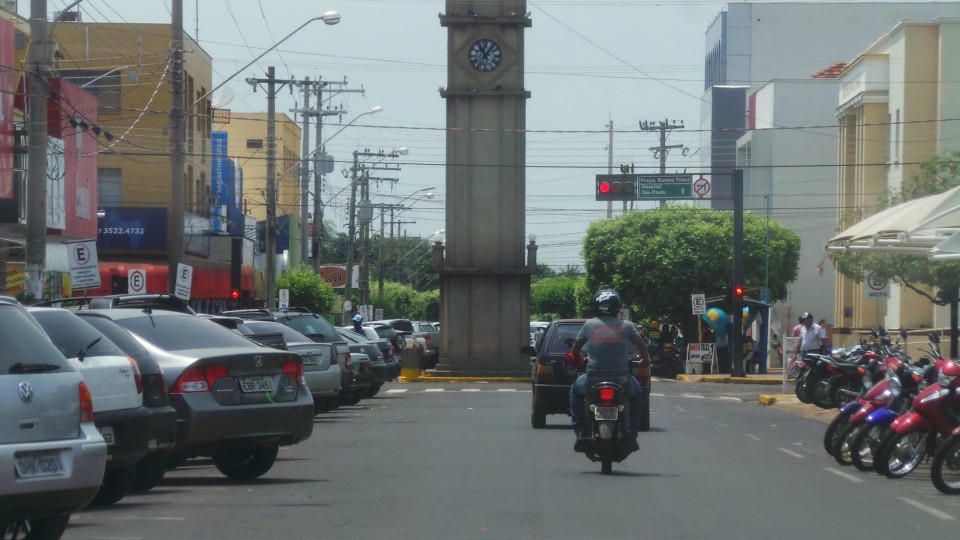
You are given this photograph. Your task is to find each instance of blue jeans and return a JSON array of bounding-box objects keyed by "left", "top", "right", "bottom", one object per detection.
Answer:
[{"left": 570, "top": 373, "right": 643, "bottom": 440}]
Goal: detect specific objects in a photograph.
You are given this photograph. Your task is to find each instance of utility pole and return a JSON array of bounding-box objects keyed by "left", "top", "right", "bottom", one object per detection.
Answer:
[
  {"left": 640, "top": 119, "right": 688, "bottom": 208},
  {"left": 167, "top": 0, "right": 185, "bottom": 293},
  {"left": 732, "top": 169, "right": 745, "bottom": 377},
  {"left": 25, "top": 0, "right": 50, "bottom": 302},
  {"left": 247, "top": 67, "right": 295, "bottom": 308},
  {"left": 342, "top": 150, "right": 359, "bottom": 324},
  {"left": 297, "top": 77, "right": 311, "bottom": 267},
  {"left": 606, "top": 119, "right": 613, "bottom": 219}
]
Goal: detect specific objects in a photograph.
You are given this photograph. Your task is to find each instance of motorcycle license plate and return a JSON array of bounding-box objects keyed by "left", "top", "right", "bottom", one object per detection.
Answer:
[{"left": 593, "top": 406, "right": 619, "bottom": 421}]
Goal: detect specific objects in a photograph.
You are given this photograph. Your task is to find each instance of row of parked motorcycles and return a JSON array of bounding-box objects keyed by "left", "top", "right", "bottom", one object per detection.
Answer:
[{"left": 791, "top": 328, "right": 960, "bottom": 495}]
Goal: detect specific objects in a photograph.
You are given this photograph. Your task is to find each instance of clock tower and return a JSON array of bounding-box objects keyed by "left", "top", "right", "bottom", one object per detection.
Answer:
[{"left": 436, "top": 1, "right": 533, "bottom": 375}]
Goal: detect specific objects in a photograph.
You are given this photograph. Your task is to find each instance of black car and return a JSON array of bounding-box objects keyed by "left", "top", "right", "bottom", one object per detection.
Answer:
[
  {"left": 521, "top": 319, "right": 651, "bottom": 432},
  {"left": 41, "top": 294, "right": 196, "bottom": 314},
  {"left": 73, "top": 312, "right": 179, "bottom": 493},
  {"left": 336, "top": 328, "right": 389, "bottom": 397}
]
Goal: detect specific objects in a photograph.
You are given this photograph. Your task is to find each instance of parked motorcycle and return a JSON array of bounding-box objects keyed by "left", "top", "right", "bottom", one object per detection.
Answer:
[
  {"left": 874, "top": 352, "right": 960, "bottom": 479},
  {"left": 580, "top": 380, "right": 637, "bottom": 475},
  {"left": 930, "top": 424, "right": 960, "bottom": 495}
]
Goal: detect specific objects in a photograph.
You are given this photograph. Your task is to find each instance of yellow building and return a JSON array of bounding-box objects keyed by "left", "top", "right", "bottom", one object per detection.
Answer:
[
  {"left": 52, "top": 22, "right": 213, "bottom": 221},
  {"left": 214, "top": 112, "right": 303, "bottom": 264},
  {"left": 834, "top": 20, "right": 960, "bottom": 343}
]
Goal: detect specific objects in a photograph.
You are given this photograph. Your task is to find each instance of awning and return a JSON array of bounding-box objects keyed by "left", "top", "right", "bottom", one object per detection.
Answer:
[{"left": 824, "top": 186, "right": 960, "bottom": 256}]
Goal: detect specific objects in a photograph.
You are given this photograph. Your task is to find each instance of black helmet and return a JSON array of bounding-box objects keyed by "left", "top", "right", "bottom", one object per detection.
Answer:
[
  {"left": 800, "top": 312, "right": 813, "bottom": 322},
  {"left": 592, "top": 289, "right": 621, "bottom": 316}
]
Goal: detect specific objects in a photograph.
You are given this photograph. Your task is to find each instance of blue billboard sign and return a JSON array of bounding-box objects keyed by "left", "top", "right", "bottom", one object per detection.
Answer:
[{"left": 97, "top": 207, "right": 167, "bottom": 250}]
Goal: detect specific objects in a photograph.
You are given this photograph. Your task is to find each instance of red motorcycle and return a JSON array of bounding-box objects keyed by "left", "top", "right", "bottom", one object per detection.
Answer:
[{"left": 874, "top": 357, "right": 960, "bottom": 478}]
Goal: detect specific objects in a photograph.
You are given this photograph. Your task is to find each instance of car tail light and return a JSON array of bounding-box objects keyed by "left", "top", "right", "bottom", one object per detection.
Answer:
[
  {"left": 599, "top": 386, "right": 616, "bottom": 405},
  {"left": 282, "top": 360, "right": 307, "bottom": 387},
  {"left": 79, "top": 382, "right": 94, "bottom": 423},
  {"left": 344, "top": 352, "right": 352, "bottom": 370},
  {"left": 173, "top": 364, "right": 230, "bottom": 393},
  {"left": 129, "top": 357, "right": 143, "bottom": 394},
  {"left": 423, "top": 335, "right": 431, "bottom": 349}
]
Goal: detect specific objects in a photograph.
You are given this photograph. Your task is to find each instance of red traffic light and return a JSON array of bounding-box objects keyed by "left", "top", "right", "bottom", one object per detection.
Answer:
[
  {"left": 733, "top": 285, "right": 744, "bottom": 298},
  {"left": 598, "top": 181, "right": 611, "bottom": 194},
  {"left": 231, "top": 289, "right": 240, "bottom": 300}
]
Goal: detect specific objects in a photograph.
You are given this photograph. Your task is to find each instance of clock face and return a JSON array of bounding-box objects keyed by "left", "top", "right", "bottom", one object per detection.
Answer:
[{"left": 468, "top": 38, "right": 502, "bottom": 72}]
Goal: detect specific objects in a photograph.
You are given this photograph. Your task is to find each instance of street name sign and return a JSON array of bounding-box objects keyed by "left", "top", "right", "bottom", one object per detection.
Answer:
[{"left": 635, "top": 174, "right": 693, "bottom": 199}]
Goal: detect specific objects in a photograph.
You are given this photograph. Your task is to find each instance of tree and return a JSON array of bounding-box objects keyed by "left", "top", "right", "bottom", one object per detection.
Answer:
[
  {"left": 275, "top": 266, "right": 337, "bottom": 314},
  {"left": 831, "top": 150, "right": 960, "bottom": 303},
  {"left": 581, "top": 205, "right": 800, "bottom": 329},
  {"left": 530, "top": 276, "right": 580, "bottom": 320}
]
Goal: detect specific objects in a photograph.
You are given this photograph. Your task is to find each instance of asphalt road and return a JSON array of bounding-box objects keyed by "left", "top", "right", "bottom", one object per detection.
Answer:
[{"left": 63, "top": 379, "right": 960, "bottom": 540}]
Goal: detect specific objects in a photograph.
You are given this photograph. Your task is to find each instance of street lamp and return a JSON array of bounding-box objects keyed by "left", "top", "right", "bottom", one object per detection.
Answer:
[{"left": 312, "top": 106, "right": 383, "bottom": 273}]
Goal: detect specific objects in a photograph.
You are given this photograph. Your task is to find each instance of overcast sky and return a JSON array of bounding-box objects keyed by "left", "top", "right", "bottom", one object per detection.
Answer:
[{"left": 19, "top": 0, "right": 916, "bottom": 269}]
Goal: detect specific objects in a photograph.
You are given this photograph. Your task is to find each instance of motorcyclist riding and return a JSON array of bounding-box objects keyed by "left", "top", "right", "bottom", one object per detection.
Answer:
[{"left": 567, "top": 288, "right": 651, "bottom": 453}]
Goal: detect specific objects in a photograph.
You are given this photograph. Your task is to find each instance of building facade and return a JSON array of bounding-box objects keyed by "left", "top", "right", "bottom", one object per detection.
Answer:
[{"left": 834, "top": 20, "right": 960, "bottom": 340}]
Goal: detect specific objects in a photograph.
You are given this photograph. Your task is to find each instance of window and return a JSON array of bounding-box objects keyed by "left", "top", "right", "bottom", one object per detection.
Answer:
[
  {"left": 98, "top": 168, "right": 122, "bottom": 206},
  {"left": 246, "top": 139, "right": 264, "bottom": 149}
]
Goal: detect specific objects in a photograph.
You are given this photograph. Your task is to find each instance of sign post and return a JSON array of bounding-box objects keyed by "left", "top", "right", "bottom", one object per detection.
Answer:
[
  {"left": 174, "top": 263, "right": 192, "bottom": 300},
  {"left": 66, "top": 239, "right": 101, "bottom": 290},
  {"left": 128, "top": 269, "right": 147, "bottom": 294}
]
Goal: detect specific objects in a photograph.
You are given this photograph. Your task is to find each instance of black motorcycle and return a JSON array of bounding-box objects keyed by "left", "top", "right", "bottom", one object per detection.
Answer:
[{"left": 580, "top": 379, "right": 636, "bottom": 474}]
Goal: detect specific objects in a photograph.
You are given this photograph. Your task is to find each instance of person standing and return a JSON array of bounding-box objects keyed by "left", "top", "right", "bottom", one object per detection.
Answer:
[{"left": 794, "top": 312, "right": 829, "bottom": 358}]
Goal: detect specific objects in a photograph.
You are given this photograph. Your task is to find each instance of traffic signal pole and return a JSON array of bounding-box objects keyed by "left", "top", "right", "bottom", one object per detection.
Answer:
[{"left": 732, "top": 169, "right": 745, "bottom": 377}]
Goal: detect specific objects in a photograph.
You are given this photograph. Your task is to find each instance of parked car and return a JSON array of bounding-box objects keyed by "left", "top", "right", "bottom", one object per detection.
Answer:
[
  {"left": 42, "top": 294, "right": 196, "bottom": 314},
  {"left": 241, "top": 320, "right": 342, "bottom": 414},
  {"left": 355, "top": 326, "right": 401, "bottom": 380},
  {"left": 220, "top": 308, "right": 359, "bottom": 408},
  {"left": 530, "top": 321, "right": 550, "bottom": 347},
  {"left": 72, "top": 311, "right": 179, "bottom": 494},
  {"left": 1, "top": 297, "right": 107, "bottom": 538},
  {"left": 412, "top": 320, "right": 441, "bottom": 369},
  {"left": 521, "top": 319, "right": 652, "bottom": 432},
  {"left": 81, "top": 309, "right": 314, "bottom": 479},
  {"left": 29, "top": 307, "right": 152, "bottom": 506},
  {"left": 336, "top": 328, "right": 389, "bottom": 397}
]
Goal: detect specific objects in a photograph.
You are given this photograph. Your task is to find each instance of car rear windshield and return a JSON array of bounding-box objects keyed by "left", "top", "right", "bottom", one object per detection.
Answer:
[
  {"left": 77, "top": 314, "right": 150, "bottom": 360},
  {"left": 0, "top": 306, "right": 69, "bottom": 371},
  {"left": 32, "top": 310, "right": 128, "bottom": 359},
  {"left": 243, "top": 320, "right": 313, "bottom": 344},
  {"left": 547, "top": 323, "right": 588, "bottom": 355},
  {"left": 117, "top": 314, "right": 259, "bottom": 351},
  {"left": 277, "top": 315, "right": 338, "bottom": 342}
]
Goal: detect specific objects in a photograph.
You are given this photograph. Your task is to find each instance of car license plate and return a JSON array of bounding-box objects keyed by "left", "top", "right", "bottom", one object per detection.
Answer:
[
  {"left": 301, "top": 355, "right": 321, "bottom": 366},
  {"left": 593, "top": 406, "right": 619, "bottom": 421},
  {"left": 98, "top": 426, "right": 115, "bottom": 446},
  {"left": 14, "top": 450, "right": 65, "bottom": 479},
  {"left": 239, "top": 376, "right": 273, "bottom": 393}
]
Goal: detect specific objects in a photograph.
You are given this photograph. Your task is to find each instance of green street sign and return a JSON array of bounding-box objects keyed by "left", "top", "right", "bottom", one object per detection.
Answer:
[{"left": 635, "top": 174, "right": 693, "bottom": 199}]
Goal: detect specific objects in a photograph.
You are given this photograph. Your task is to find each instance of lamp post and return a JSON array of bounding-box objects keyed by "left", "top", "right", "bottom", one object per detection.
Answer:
[{"left": 313, "top": 106, "right": 382, "bottom": 273}]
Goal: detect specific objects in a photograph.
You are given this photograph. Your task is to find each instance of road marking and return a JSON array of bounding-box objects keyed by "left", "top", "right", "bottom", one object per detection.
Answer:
[
  {"left": 117, "top": 517, "right": 186, "bottom": 521},
  {"left": 461, "top": 388, "right": 480, "bottom": 392},
  {"left": 745, "top": 434, "right": 762, "bottom": 442},
  {"left": 674, "top": 406, "right": 686, "bottom": 413},
  {"left": 777, "top": 447, "right": 804, "bottom": 458},
  {"left": 715, "top": 422, "right": 731, "bottom": 428},
  {"left": 424, "top": 388, "right": 445, "bottom": 392},
  {"left": 824, "top": 467, "right": 863, "bottom": 483},
  {"left": 681, "top": 394, "right": 707, "bottom": 399},
  {"left": 651, "top": 393, "right": 666, "bottom": 397},
  {"left": 897, "top": 497, "right": 956, "bottom": 521},
  {"left": 497, "top": 388, "right": 517, "bottom": 392},
  {"left": 386, "top": 389, "right": 408, "bottom": 393}
]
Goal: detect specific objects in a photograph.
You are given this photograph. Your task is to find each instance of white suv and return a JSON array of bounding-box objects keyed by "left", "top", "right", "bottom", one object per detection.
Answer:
[
  {"left": 29, "top": 307, "right": 151, "bottom": 506},
  {"left": 1, "top": 297, "right": 107, "bottom": 538}
]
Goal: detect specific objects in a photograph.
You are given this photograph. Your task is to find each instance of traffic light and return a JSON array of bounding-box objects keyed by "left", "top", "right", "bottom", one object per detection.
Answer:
[
  {"left": 231, "top": 289, "right": 240, "bottom": 300},
  {"left": 733, "top": 285, "right": 745, "bottom": 303},
  {"left": 595, "top": 175, "right": 636, "bottom": 201}
]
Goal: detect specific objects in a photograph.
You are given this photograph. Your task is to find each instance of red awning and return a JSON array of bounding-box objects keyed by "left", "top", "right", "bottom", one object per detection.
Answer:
[{"left": 73, "top": 261, "right": 256, "bottom": 299}]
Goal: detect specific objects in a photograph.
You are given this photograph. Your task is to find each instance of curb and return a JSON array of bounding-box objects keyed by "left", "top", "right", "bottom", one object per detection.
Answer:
[
  {"left": 758, "top": 394, "right": 796, "bottom": 406},
  {"left": 676, "top": 374, "right": 785, "bottom": 385}
]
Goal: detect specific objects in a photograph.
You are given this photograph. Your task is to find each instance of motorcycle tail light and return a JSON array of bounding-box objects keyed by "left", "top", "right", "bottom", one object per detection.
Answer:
[{"left": 599, "top": 387, "right": 616, "bottom": 404}]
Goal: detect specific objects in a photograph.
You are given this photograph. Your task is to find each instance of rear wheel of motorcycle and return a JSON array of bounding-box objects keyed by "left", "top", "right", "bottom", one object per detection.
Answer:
[
  {"left": 828, "top": 377, "right": 860, "bottom": 409},
  {"left": 881, "top": 430, "right": 927, "bottom": 479},
  {"left": 930, "top": 434, "right": 960, "bottom": 495},
  {"left": 823, "top": 411, "right": 852, "bottom": 457},
  {"left": 801, "top": 371, "right": 827, "bottom": 404},
  {"left": 638, "top": 393, "right": 650, "bottom": 433},
  {"left": 600, "top": 441, "right": 613, "bottom": 475},
  {"left": 812, "top": 375, "right": 836, "bottom": 409},
  {"left": 833, "top": 422, "right": 866, "bottom": 466},
  {"left": 851, "top": 424, "right": 887, "bottom": 472},
  {"left": 795, "top": 371, "right": 811, "bottom": 403}
]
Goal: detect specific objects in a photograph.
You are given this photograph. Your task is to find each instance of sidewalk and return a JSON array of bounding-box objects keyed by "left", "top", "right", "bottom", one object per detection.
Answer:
[{"left": 676, "top": 368, "right": 797, "bottom": 405}]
